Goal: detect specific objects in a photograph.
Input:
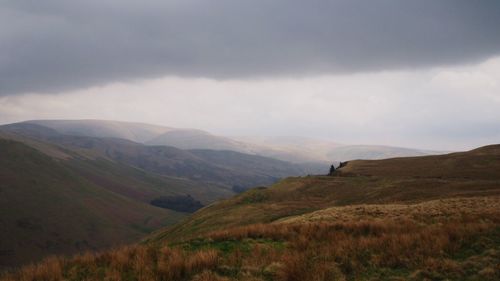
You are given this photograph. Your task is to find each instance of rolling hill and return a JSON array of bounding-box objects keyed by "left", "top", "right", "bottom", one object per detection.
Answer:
[
  {"left": 150, "top": 145, "right": 500, "bottom": 242},
  {"left": 22, "top": 119, "right": 440, "bottom": 163},
  {"left": 337, "top": 144, "right": 500, "bottom": 179},
  {"left": 1, "top": 122, "right": 322, "bottom": 189},
  {"left": 147, "top": 129, "right": 251, "bottom": 153},
  {"left": 1, "top": 120, "right": 496, "bottom": 280},
  {"left": 234, "top": 135, "right": 443, "bottom": 162},
  {"left": 326, "top": 144, "right": 439, "bottom": 161},
  {"left": 0, "top": 122, "right": 326, "bottom": 268},
  {"left": 0, "top": 123, "right": 234, "bottom": 201},
  {"left": 0, "top": 139, "right": 186, "bottom": 268},
  {"left": 2, "top": 144, "right": 498, "bottom": 280},
  {"left": 27, "top": 119, "right": 173, "bottom": 143},
  {"left": 142, "top": 145, "right": 499, "bottom": 280}
]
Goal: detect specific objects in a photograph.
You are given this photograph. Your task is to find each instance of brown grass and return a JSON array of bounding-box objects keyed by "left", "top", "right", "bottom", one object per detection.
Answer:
[
  {"left": 3, "top": 217, "right": 497, "bottom": 280},
  {"left": 0, "top": 246, "right": 222, "bottom": 281},
  {"left": 279, "top": 196, "right": 500, "bottom": 224},
  {"left": 2, "top": 196, "right": 499, "bottom": 281}
]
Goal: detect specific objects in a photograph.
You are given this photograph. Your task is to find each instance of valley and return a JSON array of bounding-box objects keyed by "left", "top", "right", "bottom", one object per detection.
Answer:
[
  {"left": 1, "top": 140, "right": 499, "bottom": 280},
  {"left": 2, "top": 2, "right": 498, "bottom": 280},
  {"left": 0, "top": 120, "right": 324, "bottom": 268}
]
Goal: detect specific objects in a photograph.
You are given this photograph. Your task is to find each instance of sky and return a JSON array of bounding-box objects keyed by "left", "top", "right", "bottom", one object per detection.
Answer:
[{"left": 1, "top": 0, "right": 500, "bottom": 150}]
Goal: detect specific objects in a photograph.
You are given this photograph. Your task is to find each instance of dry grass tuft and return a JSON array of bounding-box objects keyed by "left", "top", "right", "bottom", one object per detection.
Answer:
[
  {"left": 1, "top": 197, "right": 499, "bottom": 280},
  {"left": 191, "top": 270, "right": 229, "bottom": 281}
]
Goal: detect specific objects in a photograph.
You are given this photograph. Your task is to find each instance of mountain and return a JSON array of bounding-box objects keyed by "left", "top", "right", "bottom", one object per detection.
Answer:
[
  {"left": 0, "top": 121, "right": 327, "bottom": 268},
  {"left": 2, "top": 122, "right": 322, "bottom": 189},
  {"left": 27, "top": 119, "right": 173, "bottom": 143},
  {"left": 151, "top": 145, "right": 500, "bottom": 241},
  {"left": 147, "top": 129, "right": 251, "bottom": 152},
  {"left": 26, "top": 119, "right": 251, "bottom": 153},
  {"left": 337, "top": 144, "right": 500, "bottom": 179},
  {"left": 3, "top": 144, "right": 498, "bottom": 280},
  {"left": 0, "top": 138, "right": 186, "bottom": 268},
  {"left": 23, "top": 120, "right": 440, "bottom": 163},
  {"left": 326, "top": 144, "right": 441, "bottom": 161},
  {"left": 236, "top": 136, "right": 444, "bottom": 162},
  {"left": 24, "top": 120, "right": 322, "bottom": 163},
  {"left": 232, "top": 136, "right": 342, "bottom": 162},
  {"left": 140, "top": 145, "right": 500, "bottom": 280}
]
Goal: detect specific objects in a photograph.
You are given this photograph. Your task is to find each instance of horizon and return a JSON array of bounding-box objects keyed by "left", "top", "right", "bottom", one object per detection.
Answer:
[
  {"left": 0, "top": 117, "right": 464, "bottom": 152},
  {"left": 2, "top": 2, "right": 500, "bottom": 278},
  {"left": 1, "top": 1, "right": 500, "bottom": 151}
]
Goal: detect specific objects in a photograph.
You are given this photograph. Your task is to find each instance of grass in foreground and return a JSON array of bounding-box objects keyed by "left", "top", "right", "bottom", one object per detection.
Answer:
[
  {"left": 3, "top": 145, "right": 500, "bottom": 280},
  {"left": 2, "top": 197, "right": 499, "bottom": 281}
]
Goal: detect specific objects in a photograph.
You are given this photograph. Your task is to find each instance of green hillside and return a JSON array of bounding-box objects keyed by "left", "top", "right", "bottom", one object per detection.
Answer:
[
  {"left": 149, "top": 146, "right": 500, "bottom": 242},
  {"left": 338, "top": 144, "right": 500, "bottom": 179},
  {"left": 0, "top": 124, "right": 243, "bottom": 267},
  {"left": 0, "top": 139, "right": 185, "bottom": 268},
  {"left": 0, "top": 122, "right": 322, "bottom": 268},
  {"left": 2, "top": 144, "right": 499, "bottom": 280},
  {"left": 2, "top": 123, "right": 321, "bottom": 189}
]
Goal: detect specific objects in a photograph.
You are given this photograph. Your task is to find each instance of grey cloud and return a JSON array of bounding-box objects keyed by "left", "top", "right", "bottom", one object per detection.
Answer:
[{"left": 1, "top": 0, "right": 500, "bottom": 95}]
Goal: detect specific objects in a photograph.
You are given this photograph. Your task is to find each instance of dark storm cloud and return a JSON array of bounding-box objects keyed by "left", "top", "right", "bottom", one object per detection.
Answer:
[{"left": 1, "top": 0, "right": 500, "bottom": 95}]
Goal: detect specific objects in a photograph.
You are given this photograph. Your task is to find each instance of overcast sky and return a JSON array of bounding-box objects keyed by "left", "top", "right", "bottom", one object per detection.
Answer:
[{"left": 1, "top": 1, "right": 500, "bottom": 150}]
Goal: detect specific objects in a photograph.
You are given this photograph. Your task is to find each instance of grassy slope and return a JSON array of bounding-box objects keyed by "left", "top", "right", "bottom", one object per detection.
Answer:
[
  {"left": 338, "top": 144, "right": 500, "bottom": 179},
  {"left": 2, "top": 145, "right": 499, "bottom": 280},
  {"left": 0, "top": 127, "right": 234, "bottom": 204},
  {"left": 0, "top": 123, "right": 236, "bottom": 202},
  {"left": 62, "top": 139, "right": 318, "bottom": 189},
  {"left": 3, "top": 196, "right": 498, "bottom": 281},
  {"left": 1, "top": 123, "right": 318, "bottom": 189},
  {"left": 0, "top": 123, "right": 274, "bottom": 272},
  {"left": 151, "top": 144, "right": 500, "bottom": 241},
  {"left": 0, "top": 139, "right": 189, "bottom": 268},
  {"left": 150, "top": 174, "right": 500, "bottom": 242},
  {"left": 139, "top": 144, "right": 499, "bottom": 280},
  {"left": 65, "top": 157, "right": 233, "bottom": 205}
]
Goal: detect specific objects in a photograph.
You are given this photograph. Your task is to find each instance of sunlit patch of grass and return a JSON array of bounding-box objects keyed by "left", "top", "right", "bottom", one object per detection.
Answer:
[{"left": 180, "top": 238, "right": 286, "bottom": 257}]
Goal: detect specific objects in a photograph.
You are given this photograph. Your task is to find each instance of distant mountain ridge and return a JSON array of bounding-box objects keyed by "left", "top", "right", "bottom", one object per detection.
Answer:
[
  {"left": 326, "top": 144, "right": 440, "bottom": 161},
  {"left": 27, "top": 119, "right": 173, "bottom": 143},
  {"left": 0, "top": 121, "right": 322, "bottom": 267},
  {"left": 1, "top": 122, "right": 321, "bottom": 189},
  {"left": 21, "top": 119, "right": 442, "bottom": 162},
  {"left": 147, "top": 129, "right": 251, "bottom": 153}
]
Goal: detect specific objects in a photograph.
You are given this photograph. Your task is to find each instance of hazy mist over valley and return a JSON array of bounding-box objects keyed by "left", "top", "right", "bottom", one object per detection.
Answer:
[{"left": 1, "top": 1, "right": 499, "bottom": 280}]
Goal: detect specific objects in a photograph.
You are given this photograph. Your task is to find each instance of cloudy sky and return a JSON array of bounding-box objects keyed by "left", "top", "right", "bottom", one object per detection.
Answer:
[{"left": 1, "top": 0, "right": 499, "bottom": 150}]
